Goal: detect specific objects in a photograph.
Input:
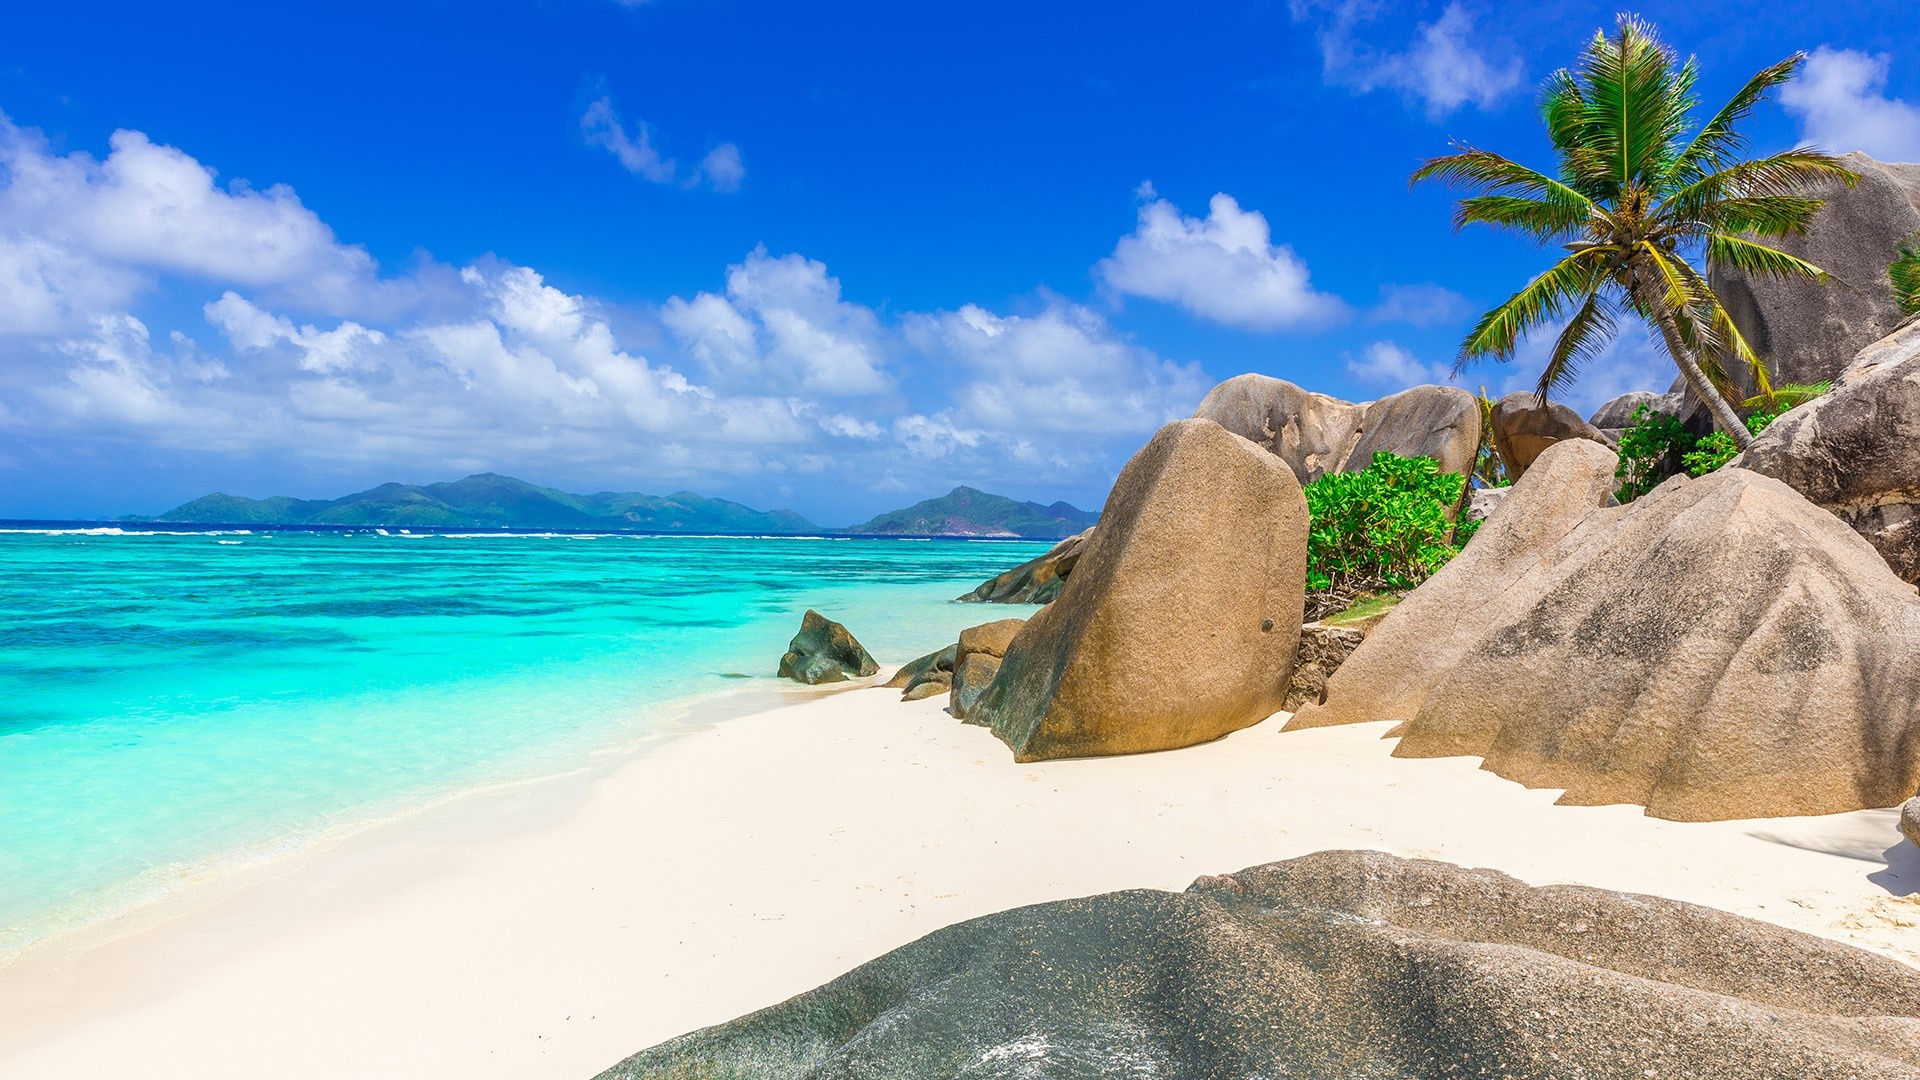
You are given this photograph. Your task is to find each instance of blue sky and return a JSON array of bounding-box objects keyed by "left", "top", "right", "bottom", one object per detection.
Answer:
[{"left": 1, "top": 0, "right": 1915, "bottom": 524}]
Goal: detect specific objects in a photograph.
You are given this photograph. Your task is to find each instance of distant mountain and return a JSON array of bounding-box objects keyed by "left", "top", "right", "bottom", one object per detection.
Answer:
[
  {"left": 845, "top": 486, "right": 1099, "bottom": 539},
  {"left": 141, "top": 474, "right": 820, "bottom": 533}
]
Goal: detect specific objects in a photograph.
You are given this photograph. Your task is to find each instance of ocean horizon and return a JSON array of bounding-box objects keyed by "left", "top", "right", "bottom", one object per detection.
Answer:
[{"left": 0, "top": 527, "right": 1050, "bottom": 958}]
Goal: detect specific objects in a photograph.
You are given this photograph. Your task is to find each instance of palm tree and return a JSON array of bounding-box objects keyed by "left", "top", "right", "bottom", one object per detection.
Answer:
[
  {"left": 1413, "top": 15, "right": 1856, "bottom": 448},
  {"left": 1895, "top": 236, "right": 1920, "bottom": 317}
]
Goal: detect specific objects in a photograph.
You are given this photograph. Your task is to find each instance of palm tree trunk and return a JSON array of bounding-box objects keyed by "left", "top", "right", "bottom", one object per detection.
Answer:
[{"left": 1630, "top": 267, "right": 1753, "bottom": 449}]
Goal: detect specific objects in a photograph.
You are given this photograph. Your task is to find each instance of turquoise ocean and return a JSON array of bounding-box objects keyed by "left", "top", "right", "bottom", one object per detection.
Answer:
[{"left": 0, "top": 525, "right": 1049, "bottom": 958}]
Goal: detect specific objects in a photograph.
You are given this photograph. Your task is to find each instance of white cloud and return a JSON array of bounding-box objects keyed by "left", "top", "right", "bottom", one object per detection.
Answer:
[
  {"left": 905, "top": 300, "right": 1209, "bottom": 435},
  {"left": 0, "top": 114, "right": 411, "bottom": 317},
  {"left": 698, "top": 144, "right": 745, "bottom": 193},
  {"left": 1346, "top": 340, "right": 1451, "bottom": 387},
  {"left": 1368, "top": 282, "right": 1472, "bottom": 326},
  {"left": 579, "top": 96, "right": 745, "bottom": 192},
  {"left": 1781, "top": 47, "right": 1920, "bottom": 162},
  {"left": 1096, "top": 188, "right": 1347, "bottom": 332},
  {"left": 207, "top": 292, "right": 388, "bottom": 374},
  {"left": 0, "top": 109, "right": 1223, "bottom": 519},
  {"left": 1293, "top": 1, "right": 1523, "bottom": 119},
  {"left": 662, "top": 247, "right": 891, "bottom": 395}
]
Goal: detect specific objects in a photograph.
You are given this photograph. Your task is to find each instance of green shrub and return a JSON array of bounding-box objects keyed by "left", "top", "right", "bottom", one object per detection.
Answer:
[
  {"left": 1303, "top": 452, "right": 1469, "bottom": 598},
  {"left": 1680, "top": 408, "right": 1781, "bottom": 477},
  {"left": 1614, "top": 404, "right": 1695, "bottom": 501}
]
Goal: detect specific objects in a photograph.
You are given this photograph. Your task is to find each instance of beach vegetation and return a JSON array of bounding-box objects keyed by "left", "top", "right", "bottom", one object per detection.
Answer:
[
  {"left": 1614, "top": 382, "right": 1828, "bottom": 500},
  {"left": 1304, "top": 452, "right": 1472, "bottom": 618},
  {"left": 1413, "top": 14, "right": 1855, "bottom": 450}
]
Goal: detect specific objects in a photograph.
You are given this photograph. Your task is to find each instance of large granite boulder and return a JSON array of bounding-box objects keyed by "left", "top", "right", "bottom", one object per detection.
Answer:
[
  {"left": 1739, "top": 316, "right": 1920, "bottom": 584},
  {"left": 957, "top": 528, "right": 1091, "bottom": 604},
  {"left": 969, "top": 419, "right": 1308, "bottom": 760},
  {"left": 600, "top": 850, "right": 1920, "bottom": 1080},
  {"left": 1291, "top": 439, "right": 1920, "bottom": 821},
  {"left": 1194, "top": 374, "right": 1479, "bottom": 484},
  {"left": 1902, "top": 798, "right": 1920, "bottom": 851},
  {"left": 1713, "top": 152, "right": 1920, "bottom": 396},
  {"left": 948, "top": 618, "right": 1025, "bottom": 721},
  {"left": 1490, "top": 390, "right": 1615, "bottom": 479},
  {"left": 776, "top": 610, "right": 879, "bottom": 685}
]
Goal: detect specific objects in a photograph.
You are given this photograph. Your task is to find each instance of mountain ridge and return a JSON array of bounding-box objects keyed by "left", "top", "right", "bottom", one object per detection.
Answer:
[
  {"left": 843, "top": 485, "right": 1099, "bottom": 539},
  {"left": 136, "top": 475, "right": 1099, "bottom": 537}
]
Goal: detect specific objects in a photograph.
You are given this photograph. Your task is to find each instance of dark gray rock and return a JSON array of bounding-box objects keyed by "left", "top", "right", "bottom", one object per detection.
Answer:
[
  {"left": 1283, "top": 623, "right": 1367, "bottom": 711},
  {"left": 1713, "top": 152, "right": 1920, "bottom": 396},
  {"left": 1738, "top": 315, "right": 1920, "bottom": 584},
  {"left": 947, "top": 652, "right": 1000, "bottom": 721},
  {"left": 1490, "top": 390, "right": 1615, "bottom": 480},
  {"left": 1589, "top": 390, "right": 1664, "bottom": 431},
  {"left": 901, "top": 676, "right": 949, "bottom": 701},
  {"left": 776, "top": 610, "right": 879, "bottom": 685},
  {"left": 598, "top": 850, "right": 1920, "bottom": 1080},
  {"left": 957, "top": 529, "right": 1091, "bottom": 604},
  {"left": 883, "top": 644, "right": 957, "bottom": 690}
]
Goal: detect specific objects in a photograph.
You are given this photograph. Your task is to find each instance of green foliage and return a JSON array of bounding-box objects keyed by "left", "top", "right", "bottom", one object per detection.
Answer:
[
  {"left": 1615, "top": 405, "right": 1696, "bottom": 501},
  {"left": 1618, "top": 391, "right": 1821, "bottom": 497},
  {"left": 1411, "top": 16, "right": 1856, "bottom": 443},
  {"left": 1740, "top": 381, "right": 1831, "bottom": 411},
  {"left": 1681, "top": 408, "right": 1784, "bottom": 476},
  {"left": 1303, "top": 453, "right": 1470, "bottom": 597},
  {"left": 1894, "top": 235, "right": 1920, "bottom": 317},
  {"left": 1679, "top": 431, "right": 1739, "bottom": 477}
]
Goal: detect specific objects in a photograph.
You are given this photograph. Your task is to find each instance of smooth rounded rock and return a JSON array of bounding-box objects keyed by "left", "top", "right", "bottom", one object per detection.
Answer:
[{"left": 970, "top": 418, "right": 1309, "bottom": 760}]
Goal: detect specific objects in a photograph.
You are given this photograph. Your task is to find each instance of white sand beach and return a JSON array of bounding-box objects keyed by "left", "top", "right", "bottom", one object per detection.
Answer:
[{"left": 1, "top": 677, "right": 1914, "bottom": 1079}]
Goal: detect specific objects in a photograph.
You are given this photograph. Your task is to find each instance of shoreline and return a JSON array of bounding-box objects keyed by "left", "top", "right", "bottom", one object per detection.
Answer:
[
  {"left": 0, "top": 677, "right": 841, "bottom": 971},
  {"left": 1, "top": 680, "right": 1915, "bottom": 1078}
]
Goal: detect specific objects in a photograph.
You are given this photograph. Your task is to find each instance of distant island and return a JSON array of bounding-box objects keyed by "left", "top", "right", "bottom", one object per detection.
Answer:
[
  {"left": 136, "top": 474, "right": 820, "bottom": 533},
  {"left": 133, "top": 475, "right": 1099, "bottom": 538},
  {"left": 843, "top": 486, "right": 1099, "bottom": 539}
]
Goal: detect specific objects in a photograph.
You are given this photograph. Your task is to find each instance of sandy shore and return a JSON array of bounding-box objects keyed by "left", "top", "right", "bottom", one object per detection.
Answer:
[{"left": 1, "top": 677, "right": 1915, "bottom": 1078}]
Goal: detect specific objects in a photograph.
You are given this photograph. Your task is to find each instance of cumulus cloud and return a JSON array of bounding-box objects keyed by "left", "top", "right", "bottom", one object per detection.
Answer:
[
  {"left": 1096, "top": 187, "right": 1347, "bottom": 332},
  {"left": 0, "top": 110, "right": 1215, "bottom": 517},
  {"left": 662, "top": 248, "right": 892, "bottom": 395},
  {"left": 1346, "top": 340, "right": 1450, "bottom": 387},
  {"left": 1293, "top": 1, "right": 1524, "bottom": 119},
  {"left": 0, "top": 114, "right": 417, "bottom": 320},
  {"left": 1367, "top": 283, "right": 1472, "bottom": 327},
  {"left": 580, "top": 96, "right": 745, "bottom": 192},
  {"left": 905, "top": 300, "right": 1210, "bottom": 437},
  {"left": 1781, "top": 47, "right": 1920, "bottom": 162}
]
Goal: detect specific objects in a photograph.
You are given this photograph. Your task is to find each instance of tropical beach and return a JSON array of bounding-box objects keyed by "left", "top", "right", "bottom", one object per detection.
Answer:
[
  {"left": 5, "top": 1, "right": 1920, "bottom": 1076},
  {"left": 3, "top": 687, "right": 1913, "bottom": 1077}
]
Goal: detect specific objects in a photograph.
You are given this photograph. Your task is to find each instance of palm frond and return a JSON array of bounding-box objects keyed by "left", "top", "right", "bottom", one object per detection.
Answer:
[
  {"left": 1670, "top": 54, "right": 1803, "bottom": 183},
  {"left": 1577, "top": 15, "right": 1693, "bottom": 190},
  {"left": 1893, "top": 235, "right": 1920, "bottom": 316},
  {"left": 1664, "top": 150, "right": 1858, "bottom": 222},
  {"left": 1537, "top": 288, "right": 1619, "bottom": 398},
  {"left": 1452, "top": 194, "right": 1592, "bottom": 241},
  {"left": 1741, "top": 382, "right": 1829, "bottom": 410},
  {"left": 1706, "top": 233, "right": 1829, "bottom": 282},
  {"left": 1458, "top": 249, "right": 1610, "bottom": 366}
]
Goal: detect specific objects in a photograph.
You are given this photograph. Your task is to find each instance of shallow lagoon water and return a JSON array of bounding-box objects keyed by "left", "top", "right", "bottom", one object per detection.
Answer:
[{"left": 0, "top": 526, "right": 1048, "bottom": 956}]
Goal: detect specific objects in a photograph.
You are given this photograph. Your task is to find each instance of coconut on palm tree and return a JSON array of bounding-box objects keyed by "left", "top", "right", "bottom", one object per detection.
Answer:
[{"left": 1413, "top": 14, "right": 1856, "bottom": 449}]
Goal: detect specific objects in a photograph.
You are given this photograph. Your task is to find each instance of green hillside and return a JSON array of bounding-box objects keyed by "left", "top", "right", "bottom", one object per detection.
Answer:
[{"left": 844, "top": 486, "right": 1098, "bottom": 538}]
